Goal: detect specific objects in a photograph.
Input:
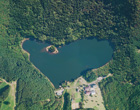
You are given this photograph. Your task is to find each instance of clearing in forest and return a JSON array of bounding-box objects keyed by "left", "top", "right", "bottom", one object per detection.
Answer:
[
  {"left": 66, "top": 77, "right": 106, "bottom": 110},
  {"left": 0, "top": 78, "right": 16, "bottom": 110}
]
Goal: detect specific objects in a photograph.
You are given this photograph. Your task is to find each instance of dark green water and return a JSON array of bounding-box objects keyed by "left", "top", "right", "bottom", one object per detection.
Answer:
[{"left": 23, "top": 39, "right": 113, "bottom": 88}]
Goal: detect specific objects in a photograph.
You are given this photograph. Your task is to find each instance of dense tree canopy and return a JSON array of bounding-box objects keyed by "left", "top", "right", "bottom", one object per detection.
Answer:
[
  {"left": 48, "top": 45, "right": 56, "bottom": 52},
  {"left": 63, "top": 92, "right": 72, "bottom": 110}
]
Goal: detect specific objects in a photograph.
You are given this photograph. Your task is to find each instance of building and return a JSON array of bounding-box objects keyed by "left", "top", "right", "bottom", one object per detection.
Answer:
[
  {"left": 85, "top": 91, "right": 91, "bottom": 95},
  {"left": 84, "top": 84, "right": 97, "bottom": 96},
  {"left": 91, "top": 90, "right": 96, "bottom": 95},
  {"left": 84, "top": 86, "right": 90, "bottom": 91}
]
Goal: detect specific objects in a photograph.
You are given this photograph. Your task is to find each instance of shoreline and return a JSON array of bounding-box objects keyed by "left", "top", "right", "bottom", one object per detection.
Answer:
[
  {"left": 46, "top": 45, "right": 59, "bottom": 54},
  {"left": 91, "top": 60, "right": 113, "bottom": 72},
  {"left": 21, "top": 38, "right": 30, "bottom": 58},
  {"left": 21, "top": 38, "right": 112, "bottom": 90},
  {"left": 20, "top": 38, "right": 55, "bottom": 88}
]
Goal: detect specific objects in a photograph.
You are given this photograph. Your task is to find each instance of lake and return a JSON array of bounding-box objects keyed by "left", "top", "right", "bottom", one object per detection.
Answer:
[{"left": 23, "top": 39, "right": 113, "bottom": 88}]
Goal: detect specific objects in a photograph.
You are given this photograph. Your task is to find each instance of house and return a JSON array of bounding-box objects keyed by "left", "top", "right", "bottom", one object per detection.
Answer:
[
  {"left": 85, "top": 91, "right": 91, "bottom": 95},
  {"left": 84, "top": 86, "right": 90, "bottom": 91},
  {"left": 84, "top": 85, "right": 97, "bottom": 95},
  {"left": 90, "top": 90, "right": 96, "bottom": 95}
]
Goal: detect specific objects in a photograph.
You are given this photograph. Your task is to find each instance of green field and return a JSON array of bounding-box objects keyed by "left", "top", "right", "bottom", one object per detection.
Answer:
[
  {"left": 1, "top": 95, "right": 14, "bottom": 110},
  {"left": 0, "top": 79, "right": 16, "bottom": 110},
  {"left": 75, "top": 93, "right": 81, "bottom": 103},
  {"left": 0, "top": 82, "right": 7, "bottom": 89},
  {"left": 93, "top": 106, "right": 99, "bottom": 110}
]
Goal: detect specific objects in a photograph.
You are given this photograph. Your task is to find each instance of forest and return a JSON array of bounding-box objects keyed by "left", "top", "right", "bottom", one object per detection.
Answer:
[
  {"left": 0, "top": 0, "right": 140, "bottom": 110},
  {"left": 63, "top": 92, "right": 71, "bottom": 110}
]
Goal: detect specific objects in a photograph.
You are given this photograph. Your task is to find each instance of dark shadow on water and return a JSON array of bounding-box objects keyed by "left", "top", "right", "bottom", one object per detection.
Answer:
[
  {"left": 25, "top": 36, "right": 115, "bottom": 52},
  {"left": 80, "top": 68, "right": 93, "bottom": 76},
  {"left": 58, "top": 68, "right": 93, "bottom": 86},
  {"left": 26, "top": 36, "right": 53, "bottom": 46},
  {"left": 87, "top": 36, "right": 115, "bottom": 51}
]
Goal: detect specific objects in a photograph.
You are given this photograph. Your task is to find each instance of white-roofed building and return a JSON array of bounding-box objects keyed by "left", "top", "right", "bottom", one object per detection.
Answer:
[{"left": 91, "top": 90, "right": 96, "bottom": 95}]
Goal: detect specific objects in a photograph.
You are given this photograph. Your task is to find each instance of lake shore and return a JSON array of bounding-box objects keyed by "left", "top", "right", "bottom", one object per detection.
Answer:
[
  {"left": 21, "top": 38, "right": 30, "bottom": 57},
  {"left": 20, "top": 38, "right": 55, "bottom": 88},
  {"left": 46, "top": 45, "right": 59, "bottom": 54},
  {"left": 22, "top": 38, "right": 113, "bottom": 89}
]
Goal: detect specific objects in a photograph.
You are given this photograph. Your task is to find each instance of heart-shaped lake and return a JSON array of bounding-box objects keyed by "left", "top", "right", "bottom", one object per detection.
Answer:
[{"left": 23, "top": 39, "right": 113, "bottom": 88}]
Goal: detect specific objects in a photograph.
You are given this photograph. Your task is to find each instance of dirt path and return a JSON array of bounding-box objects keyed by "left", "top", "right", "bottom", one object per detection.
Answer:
[
  {"left": 10, "top": 81, "right": 17, "bottom": 110},
  {"left": 88, "top": 73, "right": 112, "bottom": 85},
  {"left": 71, "top": 73, "right": 112, "bottom": 87},
  {"left": 137, "top": 49, "right": 140, "bottom": 53}
]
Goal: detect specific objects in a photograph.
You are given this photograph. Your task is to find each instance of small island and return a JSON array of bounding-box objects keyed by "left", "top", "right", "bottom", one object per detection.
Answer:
[{"left": 46, "top": 45, "right": 59, "bottom": 54}]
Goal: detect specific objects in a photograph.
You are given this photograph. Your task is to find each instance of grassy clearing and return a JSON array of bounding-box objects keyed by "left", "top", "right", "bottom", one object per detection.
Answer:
[
  {"left": 75, "top": 93, "right": 81, "bottom": 103},
  {"left": 66, "top": 77, "right": 106, "bottom": 110},
  {"left": 93, "top": 106, "right": 99, "bottom": 110},
  {"left": 75, "top": 98, "right": 81, "bottom": 103},
  {"left": 75, "top": 92, "right": 78, "bottom": 98},
  {"left": 0, "top": 79, "right": 16, "bottom": 110},
  {"left": 83, "top": 86, "right": 105, "bottom": 110},
  {"left": 0, "top": 82, "right": 7, "bottom": 89}
]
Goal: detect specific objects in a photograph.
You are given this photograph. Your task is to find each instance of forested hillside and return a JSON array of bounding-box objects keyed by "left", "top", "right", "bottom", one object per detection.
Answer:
[
  {"left": 0, "top": 0, "right": 140, "bottom": 110},
  {"left": 10, "top": 0, "right": 116, "bottom": 45},
  {"left": 0, "top": 0, "right": 61, "bottom": 110}
]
